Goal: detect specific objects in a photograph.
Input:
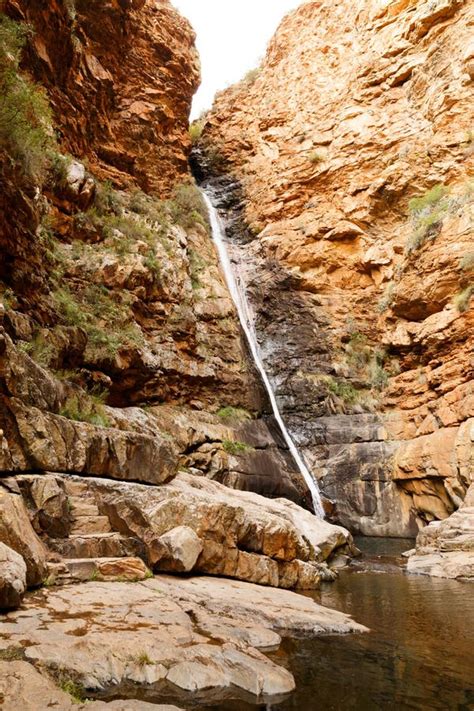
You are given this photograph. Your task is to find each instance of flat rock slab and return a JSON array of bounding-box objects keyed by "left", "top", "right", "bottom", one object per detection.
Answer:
[{"left": 0, "top": 575, "right": 366, "bottom": 704}]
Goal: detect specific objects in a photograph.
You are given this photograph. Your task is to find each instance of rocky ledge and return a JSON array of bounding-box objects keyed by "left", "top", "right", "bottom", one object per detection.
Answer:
[
  {"left": 0, "top": 469, "right": 355, "bottom": 610},
  {"left": 0, "top": 574, "right": 366, "bottom": 707},
  {"left": 407, "top": 483, "right": 474, "bottom": 579}
]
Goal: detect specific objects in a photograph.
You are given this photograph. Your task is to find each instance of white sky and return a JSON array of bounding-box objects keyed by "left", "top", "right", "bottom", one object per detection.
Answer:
[{"left": 172, "top": 0, "right": 304, "bottom": 119}]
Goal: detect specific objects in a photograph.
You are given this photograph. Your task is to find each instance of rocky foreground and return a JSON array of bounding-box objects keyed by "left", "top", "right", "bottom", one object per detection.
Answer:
[{"left": 0, "top": 574, "right": 366, "bottom": 707}]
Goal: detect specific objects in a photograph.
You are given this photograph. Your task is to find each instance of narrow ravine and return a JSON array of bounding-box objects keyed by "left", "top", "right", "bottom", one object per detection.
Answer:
[{"left": 202, "top": 191, "right": 325, "bottom": 518}]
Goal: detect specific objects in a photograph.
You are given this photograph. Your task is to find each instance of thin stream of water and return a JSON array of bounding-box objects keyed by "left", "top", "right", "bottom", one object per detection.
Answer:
[{"left": 202, "top": 191, "right": 324, "bottom": 517}]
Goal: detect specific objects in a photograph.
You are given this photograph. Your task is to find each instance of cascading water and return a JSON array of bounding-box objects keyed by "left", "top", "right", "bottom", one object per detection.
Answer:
[{"left": 202, "top": 191, "right": 325, "bottom": 518}]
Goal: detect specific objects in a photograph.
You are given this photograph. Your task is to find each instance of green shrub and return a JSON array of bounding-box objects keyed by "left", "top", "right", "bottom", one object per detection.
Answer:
[
  {"left": 188, "top": 248, "right": 207, "bottom": 290},
  {"left": 325, "top": 377, "right": 360, "bottom": 405},
  {"left": 308, "top": 151, "right": 325, "bottom": 164},
  {"left": 167, "top": 182, "right": 210, "bottom": 233},
  {"left": 55, "top": 673, "right": 88, "bottom": 704},
  {"left": 217, "top": 406, "right": 252, "bottom": 423},
  {"left": 189, "top": 120, "right": 204, "bottom": 143},
  {"left": 59, "top": 394, "right": 110, "bottom": 427},
  {"left": 453, "top": 285, "right": 473, "bottom": 313},
  {"left": 18, "top": 335, "right": 54, "bottom": 367},
  {"left": 53, "top": 285, "right": 143, "bottom": 360},
  {"left": 0, "top": 14, "right": 55, "bottom": 180},
  {"left": 94, "top": 180, "right": 123, "bottom": 217},
  {"left": 377, "top": 282, "right": 395, "bottom": 312},
  {"left": 406, "top": 184, "right": 450, "bottom": 253},
  {"left": 460, "top": 253, "right": 474, "bottom": 271},
  {"left": 222, "top": 439, "right": 254, "bottom": 455},
  {"left": 408, "top": 184, "right": 449, "bottom": 214}
]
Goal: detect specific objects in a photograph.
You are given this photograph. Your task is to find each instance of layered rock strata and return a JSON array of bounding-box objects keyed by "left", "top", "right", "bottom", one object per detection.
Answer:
[{"left": 198, "top": 0, "right": 474, "bottom": 537}]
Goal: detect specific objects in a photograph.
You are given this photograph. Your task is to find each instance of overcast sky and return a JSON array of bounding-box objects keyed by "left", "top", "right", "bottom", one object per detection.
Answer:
[{"left": 172, "top": 0, "right": 304, "bottom": 119}]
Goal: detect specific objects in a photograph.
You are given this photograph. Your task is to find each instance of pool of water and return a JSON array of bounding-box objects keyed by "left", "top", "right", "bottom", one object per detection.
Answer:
[{"left": 100, "top": 538, "right": 474, "bottom": 710}]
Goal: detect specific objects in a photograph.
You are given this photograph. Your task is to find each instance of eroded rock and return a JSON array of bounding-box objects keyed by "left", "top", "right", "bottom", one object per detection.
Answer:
[{"left": 0, "top": 543, "right": 26, "bottom": 609}]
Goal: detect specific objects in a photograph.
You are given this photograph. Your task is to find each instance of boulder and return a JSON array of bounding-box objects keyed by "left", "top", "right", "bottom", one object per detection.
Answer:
[
  {"left": 0, "top": 490, "right": 47, "bottom": 587},
  {"left": 0, "top": 543, "right": 26, "bottom": 609},
  {"left": 155, "top": 525, "right": 203, "bottom": 573},
  {"left": 83, "top": 471, "right": 355, "bottom": 589},
  {"left": 407, "top": 484, "right": 474, "bottom": 579}
]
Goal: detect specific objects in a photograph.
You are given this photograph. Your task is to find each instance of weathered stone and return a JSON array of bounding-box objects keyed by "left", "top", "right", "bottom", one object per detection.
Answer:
[
  {"left": 0, "top": 490, "right": 47, "bottom": 587},
  {"left": 1, "top": 398, "right": 178, "bottom": 485},
  {"left": 407, "top": 484, "right": 474, "bottom": 579},
  {"left": 0, "top": 661, "right": 181, "bottom": 711},
  {"left": 0, "top": 576, "right": 365, "bottom": 698},
  {"left": 155, "top": 525, "right": 203, "bottom": 573},
  {"left": 0, "top": 543, "right": 26, "bottom": 609},
  {"left": 87, "top": 471, "right": 354, "bottom": 589}
]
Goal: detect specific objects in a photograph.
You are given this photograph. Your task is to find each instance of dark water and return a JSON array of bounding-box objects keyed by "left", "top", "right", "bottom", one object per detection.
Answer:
[{"left": 101, "top": 538, "right": 474, "bottom": 710}]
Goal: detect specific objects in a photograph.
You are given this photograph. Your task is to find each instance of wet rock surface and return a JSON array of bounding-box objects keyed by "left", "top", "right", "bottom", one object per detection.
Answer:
[{"left": 0, "top": 575, "right": 366, "bottom": 704}]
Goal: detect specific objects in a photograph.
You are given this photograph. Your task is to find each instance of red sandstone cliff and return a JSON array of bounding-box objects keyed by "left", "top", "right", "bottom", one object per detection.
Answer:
[{"left": 199, "top": 0, "right": 474, "bottom": 536}]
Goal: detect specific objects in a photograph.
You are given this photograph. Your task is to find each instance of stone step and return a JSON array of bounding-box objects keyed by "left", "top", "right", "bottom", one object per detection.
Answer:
[
  {"left": 45, "top": 561, "right": 74, "bottom": 586},
  {"left": 48, "top": 533, "right": 146, "bottom": 560},
  {"left": 63, "top": 479, "right": 95, "bottom": 498},
  {"left": 70, "top": 515, "right": 112, "bottom": 535},
  {"left": 64, "top": 557, "right": 151, "bottom": 582},
  {"left": 68, "top": 500, "right": 100, "bottom": 517}
]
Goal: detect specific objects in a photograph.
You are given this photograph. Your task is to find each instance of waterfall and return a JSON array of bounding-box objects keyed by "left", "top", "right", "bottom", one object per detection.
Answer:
[{"left": 202, "top": 191, "right": 325, "bottom": 518}]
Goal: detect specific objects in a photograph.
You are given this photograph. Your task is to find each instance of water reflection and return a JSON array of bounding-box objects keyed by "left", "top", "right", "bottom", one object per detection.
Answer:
[
  {"left": 202, "top": 538, "right": 474, "bottom": 710},
  {"left": 97, "top": 539, "right": 474, "bottom": 710}
]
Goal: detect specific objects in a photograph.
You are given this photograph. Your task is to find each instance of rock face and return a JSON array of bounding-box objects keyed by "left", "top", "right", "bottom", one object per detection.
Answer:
[
  {"left": 199, "top": 0, "right": 474, "bottom": 536},
  {"left": 0, "top": 543, "right": 26, "bottom": 609},
  {"left": 5, "top": 0, "right": 200, "bottom": 196},
  {"left": 0, "top": 575, "right": 366, "bottom": 703},
  {"left": 407, "top": 483, "right": 474, "bottom": 579}
]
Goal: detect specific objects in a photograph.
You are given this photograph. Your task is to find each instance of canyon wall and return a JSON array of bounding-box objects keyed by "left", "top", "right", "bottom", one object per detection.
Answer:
[
  {"left": 198, "top": 0, "right": 474, "bottom": 536},
  {"left": 0, "top": 0, "right": 359, "bottom": 619}
]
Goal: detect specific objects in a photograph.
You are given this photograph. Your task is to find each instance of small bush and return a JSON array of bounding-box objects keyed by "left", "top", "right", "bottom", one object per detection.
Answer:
[
  {"left": 94, "top": 180, "right": 123, "bottom": 217},
  {"left": 308, "top": 151, "right": 325, "bottom": 164},
  {"left": 189, "top": 120, "right": 204, "bottom": 143},
  {"left": 325, "top": 377, "right": 360, "bottom": 405},
  {"left": 406, "top": 184, "right": 450, "bottom": 253},
  {"left": 217, "top": 406, "right": 252, "bottom": 423},
  {"left": 18, "top": 335, "right": 54, "bottom": 367},
  {"left": 56, "top": 673, "right": 89, "bottom": 704},
  {"left": 460, "top": 253, "right": 474, "bottom": 271},
  {"left": 0, "top": 14, "right": 56, "bottom": 180},
  {"left": 53, "top": 285, "right": 143, "bottom": 360},
  {"left": 243, "top": 67, "right": 260, "bottom": 85},
  {"left": 222, "top": 439, "right": 253, "bottom": 455},
  {"left": 136, "top": 651, "right": 153, "bottom": 667},
  {"left": 59, "top": 394, "right": 110, "bottom": 427},
  {"left": 168, "top": 182, "right": 210, "bottom": 233},
  {"left": 377, "top": 282, "right": 395, "bottom": 312},
  {"left": 453, "top": 285, "right": 473, "bottom": 313},
  {"left": 408, "top": 184, "right": 449, "bottom": 214}
]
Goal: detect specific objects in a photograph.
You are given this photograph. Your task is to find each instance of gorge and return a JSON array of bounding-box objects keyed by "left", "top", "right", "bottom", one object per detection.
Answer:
[{"left": 0, "top": 0, "right": 473, "bottom": 709}]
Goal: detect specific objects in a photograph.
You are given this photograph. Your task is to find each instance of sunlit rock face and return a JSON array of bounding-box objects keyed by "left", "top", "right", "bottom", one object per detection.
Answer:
[{"left": 198, "top": 0, "right": 474, "bottom": 536}]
